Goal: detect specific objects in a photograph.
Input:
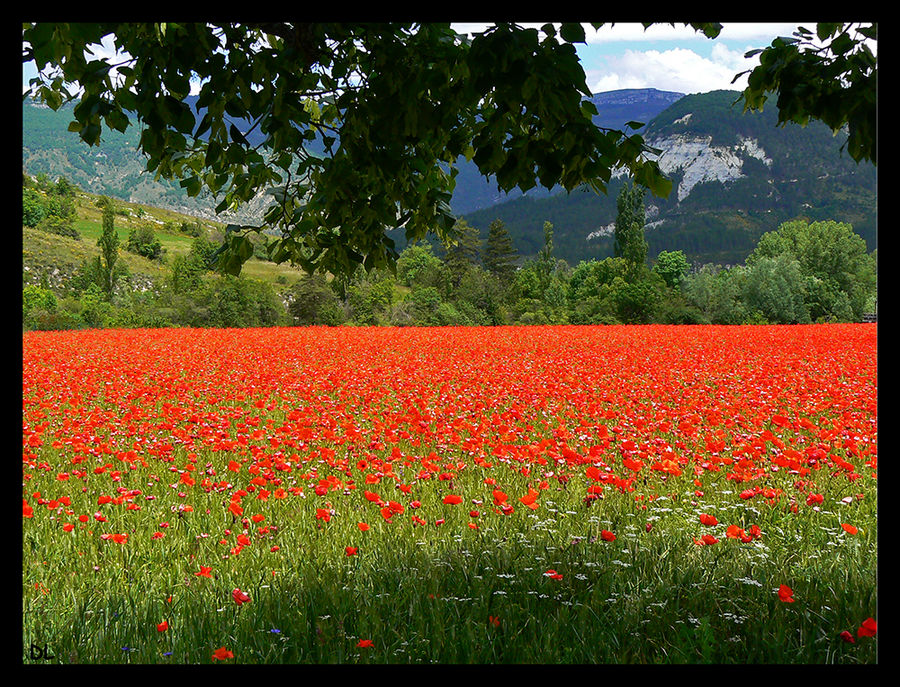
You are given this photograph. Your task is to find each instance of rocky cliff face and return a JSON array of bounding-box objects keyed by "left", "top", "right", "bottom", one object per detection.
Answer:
[{"left": 647, "top": 132, "right": 773, "bottom": 202}]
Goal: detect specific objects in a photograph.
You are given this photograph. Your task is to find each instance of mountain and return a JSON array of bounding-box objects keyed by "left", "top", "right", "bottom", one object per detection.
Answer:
[
  {"left": 21, "top": 98, "right": 268, "bottom": 226},
  {"left": 462, "top": 90, "right": 876, "bottom": 266}
]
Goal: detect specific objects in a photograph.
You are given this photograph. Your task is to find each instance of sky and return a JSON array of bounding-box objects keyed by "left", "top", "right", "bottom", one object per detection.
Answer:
[
  {"left": 23, "top": 22, "right": 854, "bottom": 98},
  {"left": 452, "top": 22, "right": 819, "bottom": 95}
]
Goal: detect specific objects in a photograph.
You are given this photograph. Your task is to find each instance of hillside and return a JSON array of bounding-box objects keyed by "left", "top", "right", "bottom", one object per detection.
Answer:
[
  {"left": 22, "top": 100, "right": 269, "bottom": 226},
  {"left": 22, "top": 185, "right": 301, "bottom": 297},
  {"left": 464, "top": 90, "right": 876, "bottom": 266}
]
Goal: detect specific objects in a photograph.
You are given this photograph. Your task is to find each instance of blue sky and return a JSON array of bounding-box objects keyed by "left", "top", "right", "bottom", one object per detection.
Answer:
[{"left": 22, "top": 22, "right": 835, "bottom": 98}]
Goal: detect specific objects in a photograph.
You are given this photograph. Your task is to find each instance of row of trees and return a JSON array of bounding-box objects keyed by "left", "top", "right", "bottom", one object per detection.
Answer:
[
  {"left": 23, "top": 181, "right": 876, "bottom": 331},
  {"left": 288, "top": 182, "right": 876, "bottom": 327}
]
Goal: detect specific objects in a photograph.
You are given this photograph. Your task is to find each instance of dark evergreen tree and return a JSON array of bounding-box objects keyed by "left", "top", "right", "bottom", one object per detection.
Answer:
[
  {"left": 482, "top": 219, "right": 518, "bottom": 279},
  {"left": 444, "top": 219, "right": 481, "bottom": 287}
]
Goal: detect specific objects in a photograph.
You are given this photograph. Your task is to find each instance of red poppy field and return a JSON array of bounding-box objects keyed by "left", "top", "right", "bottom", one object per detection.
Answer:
[{"left": 22, "top": 324, "right": 877, "bottom": 664}]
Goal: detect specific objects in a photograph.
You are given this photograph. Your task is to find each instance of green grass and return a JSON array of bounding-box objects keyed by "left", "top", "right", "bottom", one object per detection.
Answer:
[
  {"left": 25, "top": 192, "right": 303, "bottom": 290},
  {"left": 22, "top": 446, "right": 877, "bottom": 664}
]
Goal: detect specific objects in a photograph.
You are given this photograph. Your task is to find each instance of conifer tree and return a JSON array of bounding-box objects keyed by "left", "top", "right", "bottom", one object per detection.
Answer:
[
  {"left": 444, "top": 219, "right": 481, "bottom": 286},
  {"left": 482, "top": 219, "right": 518, "bottom": 279}
]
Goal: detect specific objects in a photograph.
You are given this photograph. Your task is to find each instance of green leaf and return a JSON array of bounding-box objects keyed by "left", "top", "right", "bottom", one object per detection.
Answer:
[
  {"left": 559, "top": 23, "right": 586, "bottom": 44},
  {"left": 816, "top": 23, "right": 840, "bottom": 41},
  {"left": 180, "top": 175, "right": 202, "bottom": 197}
]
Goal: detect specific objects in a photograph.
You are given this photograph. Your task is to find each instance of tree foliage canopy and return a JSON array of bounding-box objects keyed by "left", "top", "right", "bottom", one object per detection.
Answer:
[
  {"left": 734, "top": 22, "right": 876, "bottom": 164},
  {"left": 23, "top": 22, "right": 874, "bottom": 280},
  {"left": 23, "top": 22, "right": 723, "bottom": 279}
]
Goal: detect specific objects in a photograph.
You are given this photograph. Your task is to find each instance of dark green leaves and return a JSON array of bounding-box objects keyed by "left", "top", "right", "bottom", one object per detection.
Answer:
[
  {"left": 559, "top": 23, "right": 586, "bottom": 44},
  {"left": 213, "top": 229, "right": 257, "bottom": 276},
  {"left": 735, "top": 22, "right": 876, "bottom": 164}
]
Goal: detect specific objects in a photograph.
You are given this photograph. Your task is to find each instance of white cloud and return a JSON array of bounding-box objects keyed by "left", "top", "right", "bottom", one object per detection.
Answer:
[
  {"left": 585, "top": 45, "right": 762, "bottom": 95},
  {"left": 583, "top": 22, "right": 808, "bottom": 44}
]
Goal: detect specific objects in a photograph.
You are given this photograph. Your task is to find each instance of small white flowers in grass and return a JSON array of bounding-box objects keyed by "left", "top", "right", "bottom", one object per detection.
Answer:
[{"left": 736, "top": 576, "right": 763, "bottom": 587}]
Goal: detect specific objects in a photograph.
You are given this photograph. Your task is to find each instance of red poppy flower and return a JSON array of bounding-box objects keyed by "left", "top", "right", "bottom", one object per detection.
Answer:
[
  {"left": 212, "top": 646, "right": 233, "bottom": 660},
  {"left": 157, "top": 621, "right": 168, "bottom": 632},
  {"left": 357, "top": 639, "right": 374, "bottom": 648},
  {"left": 345, "top": 546, "right": 358, "bottom": 556},
  {"left": 857, "top": 617, "right": 877, "bottom": 637},
  {"left": 232, "top": 588, "right": 251, "bottom": 605},
  {"left": 726, "top": 525, "right": 746, "bottom": 540},
  {"left": 777, "top": 584, "right": 795, "bottom": 603},
  {"left": 519, "top": 488, "right": 539, "bottom": 509},
  {"left": 544, "top": 569, "right": 563, "bottom": 580},
  {"left": 839, "top": 630, "right": 855, "bottom": 644},
  {"left": 195, "top": 566, "right": 212, "bottom": 578},
  {"left": 443, "top": 494, "right": 462, "bottom": 505},
  {"left": 357, "top": 522, "right": 370, "bottom": 532},
  {"left": 841, "top": 523, "right": 858, "bottom": 535},
  {"left": 699, "top": 513, "right": 718, "bottom": 527},
  {"left": 600, "top": 530, "right": 616, "bottom": 542}
]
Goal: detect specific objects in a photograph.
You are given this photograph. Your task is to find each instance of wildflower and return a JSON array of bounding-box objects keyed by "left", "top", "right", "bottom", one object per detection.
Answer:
[
  {"left": 841, "top": 523, "right": 858, "bottom": 535},
  {"left": 777, "top": 584, "right": 795, "bottom": 603},
  {"left": 345, "top": 546, "right": 358, "bottom": 556},
  {"left": 601, "top": 530, "right": 616, "bottom": 542},
  {"left": 232, "top": 588, "right": 251, "bottom": 605},
  {"left": 726, "top": 525, "right": 746, "bottom": 540},
  {"left": 357, "top": 639, "right": 374, "bottom": 648},
  {"left": 157, "top": 621, "right": 168, "bottom": 632},
  {"left": 212, "top": 646, "right": 234, "bottom": 660},
  {"left": 857, "top": 617, "right": 877, "bottom": 638},
  {"left": 839, "top": 630, "right": 855, "bottom": 644}
]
